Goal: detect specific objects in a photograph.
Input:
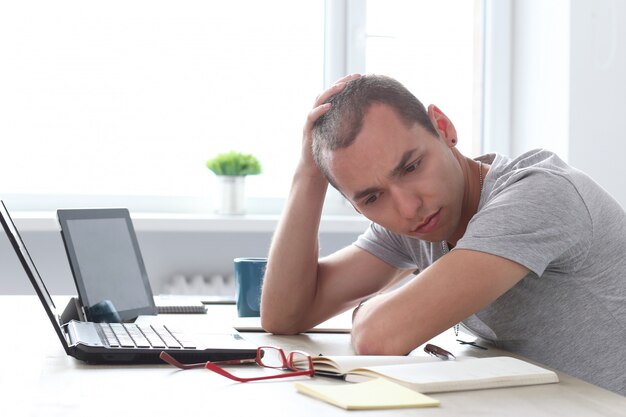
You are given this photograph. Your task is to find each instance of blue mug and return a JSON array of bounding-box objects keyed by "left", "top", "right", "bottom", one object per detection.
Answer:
[{"left": 234, "top": 257, "right": 267, "bottom": 317}]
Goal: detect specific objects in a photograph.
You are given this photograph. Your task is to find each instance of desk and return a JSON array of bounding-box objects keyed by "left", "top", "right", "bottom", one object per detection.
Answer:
[{"left": 1, "top": 296, "right": 624, "bottom": 417}]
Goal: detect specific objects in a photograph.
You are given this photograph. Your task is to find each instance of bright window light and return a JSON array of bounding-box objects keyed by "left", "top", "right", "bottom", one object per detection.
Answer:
[
  {"left": 0, "top": 0, "right": 324, "bottom": 206},
  {"left": 364, "top": 0, "right": 478, "bottom": 157},
  {"left": 0, "top": 0, "right": 479, "bottom": 213}
]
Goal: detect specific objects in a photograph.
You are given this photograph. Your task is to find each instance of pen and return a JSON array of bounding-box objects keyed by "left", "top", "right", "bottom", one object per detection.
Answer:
[
  {"left": 424, "top": 343, "right": 456, "bottom": 360},
  {"left": 456, "top": 339, "right": 488, "bottom": 350}
]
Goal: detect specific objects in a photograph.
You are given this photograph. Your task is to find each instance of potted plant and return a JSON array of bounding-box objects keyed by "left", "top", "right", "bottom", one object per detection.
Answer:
[{"left": 206, "top": 151, "right": 261, "bottom": 215}]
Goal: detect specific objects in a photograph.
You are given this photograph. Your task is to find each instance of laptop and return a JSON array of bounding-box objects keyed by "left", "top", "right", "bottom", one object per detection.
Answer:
[{"left": 0, "top": 200, "right": 257, "bottom": 364}]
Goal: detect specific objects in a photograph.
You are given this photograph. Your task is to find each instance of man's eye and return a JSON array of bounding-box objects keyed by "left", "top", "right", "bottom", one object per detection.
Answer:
[
  {"left": 405, "top": 159, "right": 421, "bottom": 173},
  {"left": 365, "top": 194, "right": 378, "bottom": 205}
]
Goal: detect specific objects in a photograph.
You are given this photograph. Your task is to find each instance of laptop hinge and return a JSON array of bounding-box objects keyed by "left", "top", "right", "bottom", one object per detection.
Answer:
[{"left": 61, "top": 320, "right": 80, "bottom": 347}]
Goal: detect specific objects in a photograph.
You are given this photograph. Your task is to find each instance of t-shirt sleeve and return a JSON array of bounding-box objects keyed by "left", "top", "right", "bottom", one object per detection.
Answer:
[
  {"left": 455, "top": 170, "right": 592, "bottom": 276},
  {"left": 354, "top": 222, "right": 417, "bottom": 269}
]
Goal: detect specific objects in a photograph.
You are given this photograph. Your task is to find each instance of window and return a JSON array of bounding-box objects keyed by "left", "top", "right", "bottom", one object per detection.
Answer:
[
  {"left": 0, "top": 0, "right": 481, "bottom": 213},
  {"left": 361, "top": 0, "right": 479, "bottom": 157},
  {"left": 0, "top": 1, "right": 324, "bottom": 212}
]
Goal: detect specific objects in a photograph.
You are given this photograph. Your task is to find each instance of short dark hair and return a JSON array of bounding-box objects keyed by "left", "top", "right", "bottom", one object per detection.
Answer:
[{"left": 312, "top": 74, "right": 437, "bottom": 187}]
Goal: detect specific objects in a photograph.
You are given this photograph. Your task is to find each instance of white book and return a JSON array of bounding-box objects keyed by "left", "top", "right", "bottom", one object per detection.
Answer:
[
  {"left": 312, "top": 355, "right": 438, "bottom": 376},
  {"left": 312, "top": 356, "right": 559, "bottom": 394}
]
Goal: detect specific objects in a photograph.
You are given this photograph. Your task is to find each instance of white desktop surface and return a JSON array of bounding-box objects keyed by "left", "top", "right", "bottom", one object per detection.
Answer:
[{"left": 1, "top": 295, "right": 624, "bottom": 417}]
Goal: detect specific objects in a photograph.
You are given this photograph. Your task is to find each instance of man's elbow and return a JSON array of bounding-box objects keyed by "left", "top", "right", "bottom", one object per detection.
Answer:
[
  {"left": 260, "top": 312, "right": 302, "bottom": 335},
  {"left": 351, "top": 315, "right": 410, "bottom": 356},
  {"left": 351, "top": 321, "right": 391, "bottom": 355},
  {"left": 259, "top": 295, "right": 296, "bottom": 334}
]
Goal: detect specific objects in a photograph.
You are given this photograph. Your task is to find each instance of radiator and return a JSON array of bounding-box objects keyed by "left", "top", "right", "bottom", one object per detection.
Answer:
[{"left": 162, "top": 274, "right": 236, "bottom": 296}]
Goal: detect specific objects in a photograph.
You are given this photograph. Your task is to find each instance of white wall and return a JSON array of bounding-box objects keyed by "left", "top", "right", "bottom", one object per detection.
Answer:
[
  {"left": 0, "top": 229, "right": 360, "bottom": 295},
  {"left": 508, "top": 0, "right": 626, "bottom": 208},
  {"left": 568, "top": 0, "right": 626, "bottom": 207}
]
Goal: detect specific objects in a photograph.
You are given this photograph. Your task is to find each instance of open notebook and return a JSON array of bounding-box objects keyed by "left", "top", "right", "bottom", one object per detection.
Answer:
[{"left": 310, "top": 355, "right": 559, "bottom": 393}]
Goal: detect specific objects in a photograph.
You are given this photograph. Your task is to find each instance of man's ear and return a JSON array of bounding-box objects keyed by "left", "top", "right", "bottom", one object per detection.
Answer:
[{"left": 427, "top": 104, "right": 458, "bottom": 147}]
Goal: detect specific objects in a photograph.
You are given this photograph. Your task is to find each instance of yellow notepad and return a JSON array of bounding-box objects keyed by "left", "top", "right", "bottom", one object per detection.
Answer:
[{"left": 294, "top": 378, "right": 440, "bottom": 410}]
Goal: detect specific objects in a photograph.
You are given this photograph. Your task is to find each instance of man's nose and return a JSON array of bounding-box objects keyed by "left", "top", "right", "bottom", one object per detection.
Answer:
[{"left": 390, "top": 185, "right": 422, "bottom": 219}]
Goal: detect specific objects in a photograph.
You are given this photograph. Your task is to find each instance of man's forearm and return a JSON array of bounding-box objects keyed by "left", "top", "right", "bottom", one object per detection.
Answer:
[{"left": 260, "top": 166, "right": 329, "bottom": 334}]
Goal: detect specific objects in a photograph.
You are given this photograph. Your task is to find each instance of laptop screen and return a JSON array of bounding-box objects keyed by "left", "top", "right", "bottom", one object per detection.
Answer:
[{"left": 57, "top": 209, "right": 157, "bottom": 321}]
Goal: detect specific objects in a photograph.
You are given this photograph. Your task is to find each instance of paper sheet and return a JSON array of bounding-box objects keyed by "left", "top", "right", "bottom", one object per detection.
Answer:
[{"left": 294, "top": 378, "right": 440, "bottom": 410}]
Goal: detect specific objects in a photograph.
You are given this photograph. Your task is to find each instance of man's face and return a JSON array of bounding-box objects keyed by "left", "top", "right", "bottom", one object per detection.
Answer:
[{"left": 327, "top": 103, "right": 465, "bottom": 242}]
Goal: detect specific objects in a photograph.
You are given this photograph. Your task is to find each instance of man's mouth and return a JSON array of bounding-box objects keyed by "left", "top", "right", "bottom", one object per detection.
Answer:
[{"left": 412, "top": 209, "right": 441, "bottom": 234}]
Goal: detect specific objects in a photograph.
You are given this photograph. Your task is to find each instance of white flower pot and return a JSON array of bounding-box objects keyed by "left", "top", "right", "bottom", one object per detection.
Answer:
[{"left": 217, "top": 176, "right": 246, "bottom": 215}]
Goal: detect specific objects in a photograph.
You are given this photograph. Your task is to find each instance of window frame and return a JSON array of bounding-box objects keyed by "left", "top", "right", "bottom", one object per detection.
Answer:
[{"left": 480, "top": 0, "right": 513, "bottom": 156}]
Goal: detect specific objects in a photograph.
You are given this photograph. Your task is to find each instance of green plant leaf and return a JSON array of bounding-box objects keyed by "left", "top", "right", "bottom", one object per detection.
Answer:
[{"left": 205, "top": 151, "right": 261, "bottom": 176}]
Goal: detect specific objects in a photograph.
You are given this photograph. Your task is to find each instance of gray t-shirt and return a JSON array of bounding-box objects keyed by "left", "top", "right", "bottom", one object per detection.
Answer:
[{"left": 354, "top": 149, "right": 626, "bottom": 395}]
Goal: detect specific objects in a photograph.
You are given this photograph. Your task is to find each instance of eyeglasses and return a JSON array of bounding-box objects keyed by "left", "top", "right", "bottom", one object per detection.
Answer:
[{"left": 159, "top": 346, "right": 314, "bottom": 383}]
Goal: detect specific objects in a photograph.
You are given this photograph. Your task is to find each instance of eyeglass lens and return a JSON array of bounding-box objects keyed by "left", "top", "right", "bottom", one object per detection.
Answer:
[
  {"left": 257, "top": 347, "right": 310, "bottom": 371},
  {"left": 288, "top": 352, "right": 312, "bottom": 371}
]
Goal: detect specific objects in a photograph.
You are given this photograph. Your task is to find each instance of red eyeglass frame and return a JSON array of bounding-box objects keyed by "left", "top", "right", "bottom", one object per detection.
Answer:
[{"left": 159, "top": 346, "right": 314, "bottom": 383}]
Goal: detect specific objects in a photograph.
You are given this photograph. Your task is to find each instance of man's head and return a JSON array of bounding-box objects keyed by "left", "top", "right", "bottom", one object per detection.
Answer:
[
  {"left": 311, "top": 74, "right": 468, "bottom": 243},
  {"left": 312, "top": 75, "right": 438, "bottom": 188}
]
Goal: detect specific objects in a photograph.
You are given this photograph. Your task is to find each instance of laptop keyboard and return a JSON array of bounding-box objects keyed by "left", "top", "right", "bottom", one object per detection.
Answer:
[{"left": 98, "top": 322, "right": 196, "bottom": 349}]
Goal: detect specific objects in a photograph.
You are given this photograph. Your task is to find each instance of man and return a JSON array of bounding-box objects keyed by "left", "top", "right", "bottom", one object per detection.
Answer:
[{"left": 260, "top": 74, "right": 626, "bottom": 395}]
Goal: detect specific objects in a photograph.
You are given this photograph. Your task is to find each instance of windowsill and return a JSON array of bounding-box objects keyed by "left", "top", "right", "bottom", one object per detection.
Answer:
[
  {"left": 10, "top": 212, "right": 370, "bottom": 233},
  {"left": 3, "top": 190, "right": 369, "bottom": 233}
]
